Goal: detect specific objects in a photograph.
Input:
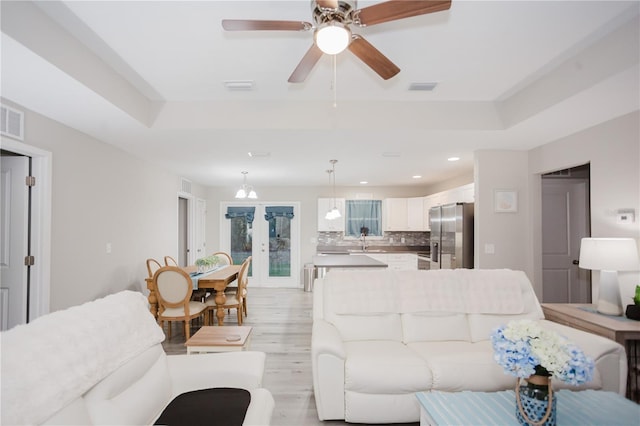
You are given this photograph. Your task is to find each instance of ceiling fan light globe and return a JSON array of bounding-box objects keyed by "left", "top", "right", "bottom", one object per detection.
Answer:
[
  {"left": 248, "top": 189, "right": 258, "bottom": 199},
  {"left": 235, "top": 188, "right": 247, "bottom": 198},
  {"left": 315, "top": 23, "right": 351, "bottom": 55}
]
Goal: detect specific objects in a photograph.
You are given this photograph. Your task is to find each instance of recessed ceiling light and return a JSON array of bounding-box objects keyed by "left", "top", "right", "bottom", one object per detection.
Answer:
[
  {"left": 224, "top": 80, "right": 254, "bottom": 90},
  {"left": 248, "top": 151, "right": 270, "bottom": 157},
  {"left": 448, "top": 157, "right": 460, "bottom": 162},
  {"left": 360, "top": 181, "right": 368, "bottom": 185},
  {"left": 412, "top": 175, "right": 422, "bottom": 179}
]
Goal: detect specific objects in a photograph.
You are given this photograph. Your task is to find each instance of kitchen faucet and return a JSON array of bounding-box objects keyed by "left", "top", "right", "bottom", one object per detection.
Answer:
[
  {"left": 360, "top": 233, "right": 367, "bottom": 251},
  {"left": 360, "top": 226, "right": 369, "bottom": 252}
]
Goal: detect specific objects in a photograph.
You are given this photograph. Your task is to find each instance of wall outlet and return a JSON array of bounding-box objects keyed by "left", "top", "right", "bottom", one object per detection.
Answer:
[
  {"left": 106, "top": 243, "right": 112, "bottom": 254},
  {"left": 484, "top": 243, "right": 495, "bottom": 254}
]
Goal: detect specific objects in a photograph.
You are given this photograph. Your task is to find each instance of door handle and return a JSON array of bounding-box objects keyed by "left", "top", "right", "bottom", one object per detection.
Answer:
[{"left": 572, "top": 260, "right": 579, "bottom": 265}]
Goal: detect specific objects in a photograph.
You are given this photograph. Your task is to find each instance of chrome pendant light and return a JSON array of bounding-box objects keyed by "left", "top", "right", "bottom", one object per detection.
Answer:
[
  {"left": 325, "top": 159, "right": 341, "bottom": 220},
  {"left": 235, "top": 171, "right": 258, "bottom": 199}
]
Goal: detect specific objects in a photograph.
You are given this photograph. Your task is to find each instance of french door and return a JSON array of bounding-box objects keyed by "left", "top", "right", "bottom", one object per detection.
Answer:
[{"left": 220, "top": 202, "right": 300, "bottom": 288}]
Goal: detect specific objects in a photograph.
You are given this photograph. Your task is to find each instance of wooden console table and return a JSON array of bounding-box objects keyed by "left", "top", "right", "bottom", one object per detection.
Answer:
[{"left": 542, "top": 303, "right": 640, "bottom": 402}]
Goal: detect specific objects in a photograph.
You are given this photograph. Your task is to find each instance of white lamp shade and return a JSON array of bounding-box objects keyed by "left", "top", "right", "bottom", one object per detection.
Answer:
[
  {"left": 579, "top": 238, "right": 640, "bottom": 271},
  {"left": 235, "top": 188, "right": 247, "bottom": 199}
]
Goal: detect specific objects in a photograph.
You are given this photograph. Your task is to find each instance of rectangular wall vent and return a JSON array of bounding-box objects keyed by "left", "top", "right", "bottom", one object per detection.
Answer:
[
  {"left": 181, "top": 178, "right": 192, "bottom": 194},
  {"left": 1, "top": 104, "right": 24, "bottom": 141},
  {"left": 408, "top": 82, "right": 438, "bottom": 91}
]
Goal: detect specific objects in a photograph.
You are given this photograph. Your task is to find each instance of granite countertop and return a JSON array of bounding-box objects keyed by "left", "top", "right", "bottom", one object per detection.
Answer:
[{"left": 312, "top": 254, "right": 388, "bottom": 268}]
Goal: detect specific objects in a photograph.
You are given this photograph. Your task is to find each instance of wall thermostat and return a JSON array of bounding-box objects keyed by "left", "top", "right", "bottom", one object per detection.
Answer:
[{"left": 617, "top": 209, "right": 635, "bottom": 224}]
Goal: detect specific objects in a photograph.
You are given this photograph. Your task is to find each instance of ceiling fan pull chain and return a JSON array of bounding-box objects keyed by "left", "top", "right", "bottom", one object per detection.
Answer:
[{"left": 333, "top": 55, "right": 338, "bottom": 108}]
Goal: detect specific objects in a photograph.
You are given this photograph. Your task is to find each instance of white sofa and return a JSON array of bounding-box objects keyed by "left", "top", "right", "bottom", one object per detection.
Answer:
[
  {"left": 1, "top": 291, "right": 274, "bottom": 425},
  {"left": 311, "top": 269, "right": 628, "bottom": 424}
]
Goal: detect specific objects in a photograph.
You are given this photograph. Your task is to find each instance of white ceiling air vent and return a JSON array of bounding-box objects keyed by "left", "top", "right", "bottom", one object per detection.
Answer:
[
  {"left": 180, "top": 178, "right": 192, "bottom": 194},
  {"left": 1, "top": 104, "right": 24, "bottom": 140},
  {"left": 408, "top": 82, "right": 438, "bottom": 91}
]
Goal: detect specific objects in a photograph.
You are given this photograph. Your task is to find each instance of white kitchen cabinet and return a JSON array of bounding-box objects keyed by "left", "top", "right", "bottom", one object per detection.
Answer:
[
  {"left": 383, "top": 198, "right": 408, "bottom": 231},
  {"left": 386, "top": 253, "right": 418, "bottom": 270},
  {"left": 317, "top": 198, "right": 345, "bottom": 232},
  {"left": 351, "top": 252, "right": 418, "bottom": 270},
  {"left": 383, "top": 198, "right": 425, "bottom": 231},
  {"left": 407, "top": 197, "right": 425, "bottom": 231}
]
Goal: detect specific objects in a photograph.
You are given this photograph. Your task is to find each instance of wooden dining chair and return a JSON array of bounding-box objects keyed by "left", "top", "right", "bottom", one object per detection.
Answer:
[
  {"left": 238, "top": 256, "right": 251, "bottom": 317},
  {"left": 146, "top": 258, "right": 162, "bottom": 278},
  {"left": 153, "top": 266, "right": 207, "bottom": 340},
  {"left": 164, "top": 255, "right": 178, "bottom": 266},
  {"left": 212, "top": 251, "right": 233, "bottom": 265},
  {"left": 204, "top": 257, "right": 250, "bottom": 325}
]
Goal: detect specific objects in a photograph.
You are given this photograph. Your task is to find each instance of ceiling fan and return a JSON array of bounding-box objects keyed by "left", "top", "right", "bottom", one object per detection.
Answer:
[{"left": 222, "top": 0, "right": 452, "bottom": 83}]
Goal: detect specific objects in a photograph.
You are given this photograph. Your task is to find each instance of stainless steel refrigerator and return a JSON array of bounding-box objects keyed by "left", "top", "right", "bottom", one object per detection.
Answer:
[{"left": 429, "top": 202, "right": 474, "bottom": 269}]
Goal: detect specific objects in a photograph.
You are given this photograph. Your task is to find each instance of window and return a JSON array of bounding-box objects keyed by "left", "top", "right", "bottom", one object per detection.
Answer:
[{"left": 345, "top": 200, "right": 382, "bottom": 238}]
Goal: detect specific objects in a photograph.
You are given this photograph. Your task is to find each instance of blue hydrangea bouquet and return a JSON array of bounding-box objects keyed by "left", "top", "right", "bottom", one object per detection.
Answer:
[{"left": 491, "top": 319, "right": 595, "bottom": 385}]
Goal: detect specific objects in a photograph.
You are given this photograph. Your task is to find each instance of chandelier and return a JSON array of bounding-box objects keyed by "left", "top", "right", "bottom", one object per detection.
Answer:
[{"left": 235, "top": 171, "right": 257, "bottom": 199}]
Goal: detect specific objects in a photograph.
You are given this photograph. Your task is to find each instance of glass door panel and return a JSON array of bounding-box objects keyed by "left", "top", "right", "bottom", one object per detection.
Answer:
[
  {"left": 221, "top": 202, "right": 299, "bottom": 288},
  {"left": 267, "top": 216, "right": 291, "bottom": 277}
]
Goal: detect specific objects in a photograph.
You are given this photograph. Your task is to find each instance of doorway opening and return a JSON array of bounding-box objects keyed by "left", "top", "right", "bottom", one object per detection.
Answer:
[
  {"left": 541, "top": 163, "right": 591, "bottom": 303},
  {"left": 178, "top": 196, "right": 189, "bottom": 266},
  {"left": 0, "top": 138, "right": 52, "bottom": 329}
]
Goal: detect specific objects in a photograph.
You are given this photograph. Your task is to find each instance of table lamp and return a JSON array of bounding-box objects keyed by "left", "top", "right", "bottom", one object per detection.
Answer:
[{"left": 578, "top": 238, "right": 640, "bottom": 315}]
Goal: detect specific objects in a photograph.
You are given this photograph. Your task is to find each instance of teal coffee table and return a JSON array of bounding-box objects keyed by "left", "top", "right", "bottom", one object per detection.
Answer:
[{"left": 416, "top": 390, "right": 639, "bottom": 425}]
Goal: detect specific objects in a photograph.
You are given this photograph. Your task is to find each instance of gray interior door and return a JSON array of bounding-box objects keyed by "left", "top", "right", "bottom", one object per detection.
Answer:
[
  {"left": 542, "top": 178, "right": 590, "bottom": 303},
  {"left": 0, "top": 155, "right": 29, "bottom": 330}
]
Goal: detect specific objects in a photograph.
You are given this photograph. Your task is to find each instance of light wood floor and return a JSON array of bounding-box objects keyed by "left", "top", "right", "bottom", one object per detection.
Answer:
[{"left": 161, "top": 288, "right": 418, "bottom": 426}]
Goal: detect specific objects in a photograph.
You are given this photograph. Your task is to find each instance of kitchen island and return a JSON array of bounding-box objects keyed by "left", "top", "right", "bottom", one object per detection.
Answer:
[{"left": 313, "top": 254, "right": 388, "bottom": 278}]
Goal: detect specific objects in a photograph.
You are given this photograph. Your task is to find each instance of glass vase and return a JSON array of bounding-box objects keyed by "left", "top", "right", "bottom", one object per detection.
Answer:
[{"left": 515, "top": 373, "right": 556, "bottom": 426}]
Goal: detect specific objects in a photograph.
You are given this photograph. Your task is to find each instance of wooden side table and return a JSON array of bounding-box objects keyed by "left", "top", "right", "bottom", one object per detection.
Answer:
[
  {"left": 541, "top": 303, "right": 640, "bottom": 402},
  {"left": 184, "top": 326, "right": 253, "bottom": 354}
]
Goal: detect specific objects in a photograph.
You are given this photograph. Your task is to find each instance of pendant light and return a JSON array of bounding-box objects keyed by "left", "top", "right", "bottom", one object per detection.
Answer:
[
  {"left": 325, "top": 160, "right": 341, "bottom": 220},
  {"left": 235, "top": 171, "right": 258, "bottom": 199}
]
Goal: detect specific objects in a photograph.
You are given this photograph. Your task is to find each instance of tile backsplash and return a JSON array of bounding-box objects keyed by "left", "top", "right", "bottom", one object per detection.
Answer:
[{"left": 317, "top": 231, "right": 430, "bottom": 247}]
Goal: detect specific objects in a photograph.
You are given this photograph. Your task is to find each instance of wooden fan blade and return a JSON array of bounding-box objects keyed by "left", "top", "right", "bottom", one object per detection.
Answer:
[
  {"left": 222, "top": 19, "right": 312, "bottom": 31},
  {"left": 348, "top": 35, "right": 400, "bottom": 80},
  {"left": 356, "top": 0, "right": 451, "bottom": 27},
  {"left": 288, "top": 44, "right": 324, "bottom": 83},
  {"left": 317, "top": 0, "right": 339, "bottom": 9}
]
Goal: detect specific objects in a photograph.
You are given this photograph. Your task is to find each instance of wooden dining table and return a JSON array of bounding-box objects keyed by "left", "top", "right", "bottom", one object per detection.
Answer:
[{"left": 146, "top": 264, "right": 241, "bottom": 326}]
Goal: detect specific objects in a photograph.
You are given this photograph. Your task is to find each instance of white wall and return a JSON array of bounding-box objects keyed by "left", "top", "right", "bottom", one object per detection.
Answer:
[
  {"left": 475, "top": 112, "right": 640, "bottom": 303},
  {"left": 3, "top": 99, "right": 206, "bottom": 311},
  {"left": 529, "top": 111, "right": 640, "bottom": 304},
  {"left": 474, "top": 150, "right": 531, "bottom": 273}
]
